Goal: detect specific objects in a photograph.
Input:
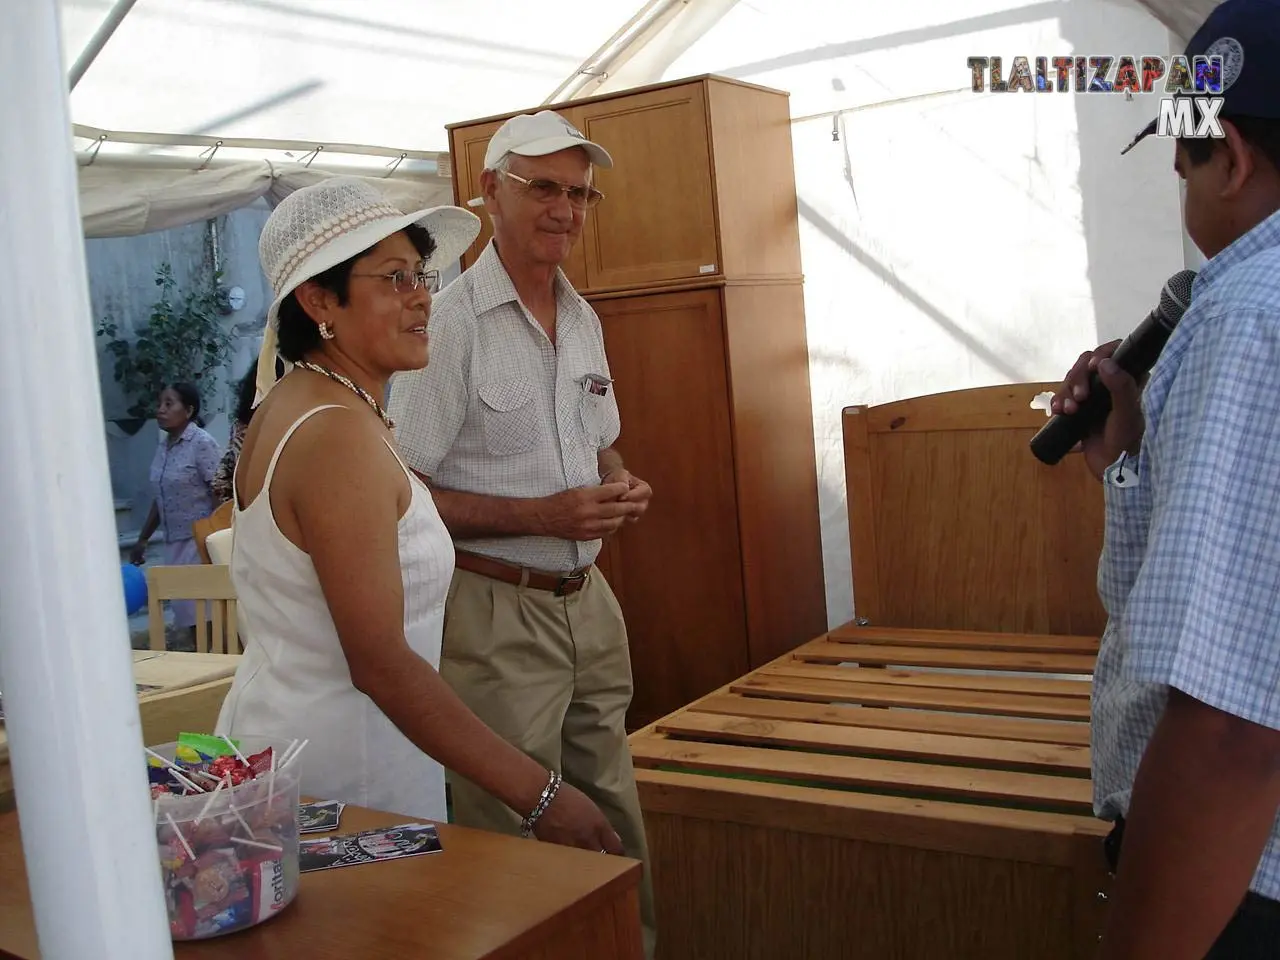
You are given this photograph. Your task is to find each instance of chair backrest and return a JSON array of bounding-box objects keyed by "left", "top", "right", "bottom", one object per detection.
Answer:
[
  {"left": 842, "top": 382, "right": 1107, "bottom": 637},
  {"left": 193, "top": 501, "right": 234, "bottom": 564},
  {"left": 146, "top": 564, "right": 241, "bottom": 654}
]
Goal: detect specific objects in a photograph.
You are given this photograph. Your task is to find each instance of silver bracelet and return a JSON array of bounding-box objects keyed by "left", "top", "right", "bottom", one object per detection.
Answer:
[{"left": 520, "top": 769, "right": 563, "bottom": 838}]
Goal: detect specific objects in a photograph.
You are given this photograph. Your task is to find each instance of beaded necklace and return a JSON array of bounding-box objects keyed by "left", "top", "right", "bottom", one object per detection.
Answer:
[{"left": 293, "top": 359, "right": 394, "bottom": 430}]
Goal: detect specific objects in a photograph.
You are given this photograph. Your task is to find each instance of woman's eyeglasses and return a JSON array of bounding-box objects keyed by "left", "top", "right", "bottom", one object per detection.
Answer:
[
  {"left": 350, "top": 268, "right": 442, "bottom": 294},
  {"left": 499, "top": 170, "right": 605, "bottom": 209}
]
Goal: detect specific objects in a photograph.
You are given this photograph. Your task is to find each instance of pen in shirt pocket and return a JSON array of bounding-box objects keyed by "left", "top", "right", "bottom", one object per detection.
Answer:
[{"left": 580, "top": 373, "right": 612, "bottom": 397}]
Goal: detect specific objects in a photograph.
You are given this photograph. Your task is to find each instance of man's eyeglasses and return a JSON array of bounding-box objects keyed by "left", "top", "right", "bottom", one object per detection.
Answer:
[
  {"left": 350, "top": 268, "right": 442, "bottom": 294},
  {"left": 499, "top": 170, "right": 605, "bottom": 209}
]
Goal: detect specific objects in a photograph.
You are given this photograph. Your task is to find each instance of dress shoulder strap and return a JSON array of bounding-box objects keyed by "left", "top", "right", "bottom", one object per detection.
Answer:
[{"left": 234, "top": 404, "right": 346, "bottom": 512}]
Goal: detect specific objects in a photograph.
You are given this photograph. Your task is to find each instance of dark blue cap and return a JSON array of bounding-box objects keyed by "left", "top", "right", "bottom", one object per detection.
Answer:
[{"left": 1121, "top": 0, "right": 1280, "bottom": 155}]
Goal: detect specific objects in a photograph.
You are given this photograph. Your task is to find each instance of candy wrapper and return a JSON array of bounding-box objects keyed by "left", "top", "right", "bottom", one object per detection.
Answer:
[{"left": 149, "top": 734, "right": 303, "bottom": 940}]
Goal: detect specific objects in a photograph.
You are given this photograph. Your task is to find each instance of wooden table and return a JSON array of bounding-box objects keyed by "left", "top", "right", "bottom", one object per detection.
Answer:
[
  {"left": 129, "top": 650, "right": 241, "bottom": 692},
  {"left": 630, "top": 622, "right": 1113, "bottom": 960},
  {"left": 0, "top": 651, "right": 241, "bottom": 811},
  {"left": 0, "top": 803, "right": 643, "bottom": 959}
]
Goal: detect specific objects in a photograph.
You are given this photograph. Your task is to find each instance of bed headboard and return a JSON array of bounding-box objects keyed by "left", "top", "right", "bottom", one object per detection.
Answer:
[{"left": 842, "top": 382, "right": 1107, "bottom": 636}]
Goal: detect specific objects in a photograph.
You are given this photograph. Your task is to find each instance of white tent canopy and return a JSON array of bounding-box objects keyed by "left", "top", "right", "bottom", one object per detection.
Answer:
[
  {"left": 63, "top": 0, "right": 1221, "bottom": 238},
  {"left": 63, "top": 0, "right": 736, "bottom": 236}
]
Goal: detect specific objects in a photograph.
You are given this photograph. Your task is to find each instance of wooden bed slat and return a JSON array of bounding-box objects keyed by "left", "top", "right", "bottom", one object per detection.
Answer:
[
  {"left": 731, "top": 674, "right": 1091, "bottom": 721},
  {"left": 686, "top": 692, "right": 1092, "bottom": 746},
  {"left": 826, "top": 623, "right": 1100, "bottom": 655},
  {"left": 796, "top": 641, "right": 1097, "bottom": 676},
  {"left": 655, "top": 711, "right": 1091, "bottom": 775},
  {"left": 765, "top": 661, "right": 1093, "bottom": 699},
  {"left": 629, "top": 736, "right": 1094, "bottom": 812}
]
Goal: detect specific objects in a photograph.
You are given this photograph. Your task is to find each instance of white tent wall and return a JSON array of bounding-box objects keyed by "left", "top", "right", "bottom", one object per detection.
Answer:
[{"left": 624, "top": 0, "right": 1200, "bottom": 626}]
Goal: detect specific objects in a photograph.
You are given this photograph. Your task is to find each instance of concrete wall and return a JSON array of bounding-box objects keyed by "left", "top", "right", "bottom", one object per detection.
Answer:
[
  {"left": 88, "top": 202, "right": 272, "bottom": 544},
  {"left": 655, "top": 0, "right": 1195, "bottom": 626}
]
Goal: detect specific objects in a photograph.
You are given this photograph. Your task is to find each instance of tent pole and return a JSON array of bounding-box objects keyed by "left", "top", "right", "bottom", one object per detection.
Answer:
[
  {"left": 72, "top": 122, "right": 445, "bottom": 163},
  {"left": 0, "top": 2, "right": 173, "bottom": 958},
  {"left": 69, "top": 0, "right": 141, "bottom": 90},
  {"left": 544, "top": 0, "right": 683, "bottom": 104}
]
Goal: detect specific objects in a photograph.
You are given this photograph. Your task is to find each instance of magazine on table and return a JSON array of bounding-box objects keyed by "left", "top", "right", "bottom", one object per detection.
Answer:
[{"left": 299, "top": 823, "right": 442, "bottom": 873}]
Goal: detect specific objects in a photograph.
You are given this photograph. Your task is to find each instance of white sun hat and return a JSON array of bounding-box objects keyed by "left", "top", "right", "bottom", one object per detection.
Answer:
[{"left": 254, "top": 176, "right": 481, "bottom": 404}]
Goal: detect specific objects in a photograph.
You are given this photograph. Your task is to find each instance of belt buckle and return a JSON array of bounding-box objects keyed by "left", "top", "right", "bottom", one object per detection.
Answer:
[{"left": 554, "top": 571, "right": 586, "bottom": 597}]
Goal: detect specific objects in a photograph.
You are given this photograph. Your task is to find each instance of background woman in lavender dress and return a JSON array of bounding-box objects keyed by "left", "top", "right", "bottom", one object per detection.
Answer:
[{"left": 129, "top": 381, "right": 221, "bottom": 648}]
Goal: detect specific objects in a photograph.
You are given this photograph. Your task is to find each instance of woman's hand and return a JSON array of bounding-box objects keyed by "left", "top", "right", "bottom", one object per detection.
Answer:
[
  {"left": 533, "top": 781, "right": 624, "bottom": 854},
  {"left": 132, "top": 502, "right": 160, "bottom": 565}
]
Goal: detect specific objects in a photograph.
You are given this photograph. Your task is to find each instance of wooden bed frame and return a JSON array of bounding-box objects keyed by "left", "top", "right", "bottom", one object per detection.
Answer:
[
  {"left": 630, "top": 623, "right": 1111, "bottom": 959},
  {"left": 631, "top": 382, "right": 1116, "bottom": 958}
]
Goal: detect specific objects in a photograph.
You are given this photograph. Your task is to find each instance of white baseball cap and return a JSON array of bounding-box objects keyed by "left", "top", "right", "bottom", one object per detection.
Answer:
[{"left": 483, "top": 110, "right": 614, "bottom": 170}]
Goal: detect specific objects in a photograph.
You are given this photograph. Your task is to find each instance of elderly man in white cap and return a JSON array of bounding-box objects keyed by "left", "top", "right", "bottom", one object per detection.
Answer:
[{"left": 389, "top": 111, "right": 656, "bottom": 955}]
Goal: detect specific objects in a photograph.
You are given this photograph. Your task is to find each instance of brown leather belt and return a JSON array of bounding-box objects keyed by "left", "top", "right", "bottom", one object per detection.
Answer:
[{"left": 454, "top": 550, "right": 590, "bottom": 597}]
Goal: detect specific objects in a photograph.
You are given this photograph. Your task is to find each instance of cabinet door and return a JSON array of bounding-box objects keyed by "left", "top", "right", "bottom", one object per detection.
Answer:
[
  {"left": 593, "top": 288, "right": 749, "bottom": 729},
  {"left": 448, "top": 115, "right": 588, "bottom": 289},
  {"left": 576, "top": 83, "right": 720, "bottom": 292}
]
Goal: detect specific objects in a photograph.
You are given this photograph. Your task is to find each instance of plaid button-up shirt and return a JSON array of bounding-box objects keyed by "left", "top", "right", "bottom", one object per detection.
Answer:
[
  {"left": 1093, "top": 207, "right": 1280, "bottom": 900},
  {"left": 390, "top": 241, "right": 621, "bottom": 573}
]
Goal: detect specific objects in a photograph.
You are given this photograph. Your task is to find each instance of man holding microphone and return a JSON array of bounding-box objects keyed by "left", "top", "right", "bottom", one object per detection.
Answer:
[{"left": 1050, "top": 2, "right": 1280, "bottom": 955}]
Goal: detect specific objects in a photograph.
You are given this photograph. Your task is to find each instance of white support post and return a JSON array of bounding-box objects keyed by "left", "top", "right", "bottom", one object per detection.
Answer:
[{"left": 0, "top": 2, "right": 174, "bottom": 958}]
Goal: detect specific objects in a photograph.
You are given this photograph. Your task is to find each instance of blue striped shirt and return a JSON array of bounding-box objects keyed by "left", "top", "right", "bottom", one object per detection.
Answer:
[{"left": 1093, "top": 206, "right": 1280, "bottom": 900}]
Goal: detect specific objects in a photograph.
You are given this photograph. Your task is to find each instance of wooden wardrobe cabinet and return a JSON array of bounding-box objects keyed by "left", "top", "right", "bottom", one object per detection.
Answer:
[
  {"left": 450, "top": 76, "right": 803, "bottom": 296},
  {"left": 447, "top": 76, "right": 827, "bottom": 729}
]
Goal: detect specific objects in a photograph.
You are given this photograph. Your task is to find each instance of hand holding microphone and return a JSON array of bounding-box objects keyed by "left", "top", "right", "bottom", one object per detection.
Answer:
[
  {"left": 1045, "top": 341, "right": 1145, "bottom": 480},
  {"left": 1031, "top": 269, "right": 1196, "bottom": 478}
]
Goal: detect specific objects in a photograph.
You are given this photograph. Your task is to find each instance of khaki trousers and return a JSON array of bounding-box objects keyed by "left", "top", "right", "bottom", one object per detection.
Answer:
[{"left": 439, "top": 565, "right": 656, "bottom": 959}]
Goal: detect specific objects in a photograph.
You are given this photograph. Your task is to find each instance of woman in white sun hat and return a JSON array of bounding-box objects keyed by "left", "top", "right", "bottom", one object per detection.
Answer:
[{"left": 215, "top": 176, "right": 622, "bottom": 853}]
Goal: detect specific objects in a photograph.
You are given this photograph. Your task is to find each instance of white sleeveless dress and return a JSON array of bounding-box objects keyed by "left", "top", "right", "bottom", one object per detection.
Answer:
[{"left": 215, "top": 405, "right": 454, "bottom": 821}]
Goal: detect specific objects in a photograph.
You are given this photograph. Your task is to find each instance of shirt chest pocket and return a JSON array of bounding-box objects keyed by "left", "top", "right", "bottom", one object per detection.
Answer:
[
  {"left": 578, "top": 391, "right": 618, "bottom": 449},
  {"left": 478, "top": 378, "right": 540, "bottom": 456}
]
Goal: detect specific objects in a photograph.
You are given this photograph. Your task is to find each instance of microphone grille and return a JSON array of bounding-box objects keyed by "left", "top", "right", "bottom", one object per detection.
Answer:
[{"left": 1158, "top": 269, "right": 1197, "bottom": 325}]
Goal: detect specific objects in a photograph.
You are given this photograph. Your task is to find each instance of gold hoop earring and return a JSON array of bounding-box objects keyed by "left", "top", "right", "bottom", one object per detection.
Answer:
[{"left": 318, "top": 322, "right": 335, "bottom": 340}]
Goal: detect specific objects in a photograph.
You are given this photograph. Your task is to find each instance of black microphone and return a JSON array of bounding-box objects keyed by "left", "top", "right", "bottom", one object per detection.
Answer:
[{"left": 1030, "top": 269, "right": 1197, "bottom": 466}]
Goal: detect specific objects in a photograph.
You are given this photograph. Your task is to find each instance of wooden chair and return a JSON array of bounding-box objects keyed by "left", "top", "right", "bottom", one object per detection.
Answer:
[
  {"left": 193, "top": 501, "right": 233, "bottom": 564},
  {"left": 146, "top": 564, "right": 241, "bottom": 654},
  {"left": 842, "top": 382, "right": 1107, "bottom": 637}
]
